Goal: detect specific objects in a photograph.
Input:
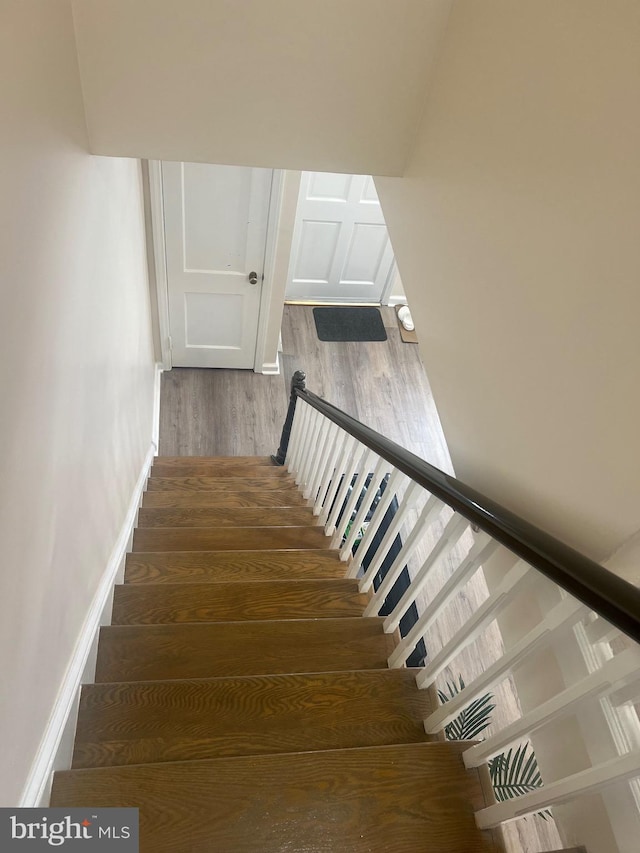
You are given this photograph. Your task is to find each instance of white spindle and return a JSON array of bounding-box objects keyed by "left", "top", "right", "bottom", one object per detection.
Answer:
[
  {"left": 290, "top": 402, "right": 312, "bottom": 478},
  {"left": 422, "top": 596, "right": 587, "bottom": 730},
  {"left": 417, "top": 560, "right": 532, "bottom": 684},
  {"left": 610, "top": 679, "right": 640, "bottom": 708},
  {"left": 319, "top": 435, "right": 357, "bottom": 525},
  {"left": 464, "top": 647, "right": 640, "bottom": 768},
  {"left": 344, "top": 468, "right": 408, "bottom": 577},
  {"left": 338, "top": 455, "right": 389, "bottom": 559},
  {"left": 355, "top": 480, "right": 423, "bottom": 587},
  {"left": 314, "top": 427, "right": 348, "bottom": 516},
  {"left": 387, "top": 534, "right": 500, "bottom": 666},
  {"left": 381, "top": 513, "right": 468, "bottom": 635},
  {"left": 362, "top": 495, "right": 444, "bottom": 611},
  {"left": 304, "top": 418, "right": 336, "bottom": 500},
  {"left": 297, "top": 408, "right": 323, "bottom": 487},
  {"left": 585, "top": 616, "right": 622, "bottom": 646},
  {"left": 326, "top": 444, "right": 370, "bottom": 537},
  {"left": 474, "top": 748, "right": 640, "bottom": 829}
]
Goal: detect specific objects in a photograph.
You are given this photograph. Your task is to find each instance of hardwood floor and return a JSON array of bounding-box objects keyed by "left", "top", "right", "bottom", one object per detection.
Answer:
[{"left": 159, "top": 305, "right": 454, "bottom": 470}]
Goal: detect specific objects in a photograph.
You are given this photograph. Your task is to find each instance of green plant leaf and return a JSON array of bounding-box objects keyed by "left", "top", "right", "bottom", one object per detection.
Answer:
[
  {"left": 437, "top": 674, "right": 495, "bottom": 741},
  {"left": 488, "top": 742, "right": 551, "bottom": 821}
]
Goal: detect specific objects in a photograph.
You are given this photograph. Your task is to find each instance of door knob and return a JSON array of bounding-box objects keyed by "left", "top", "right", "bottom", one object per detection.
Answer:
[{"left": 248, "top": 271, "right": 258, "bottom": 285}]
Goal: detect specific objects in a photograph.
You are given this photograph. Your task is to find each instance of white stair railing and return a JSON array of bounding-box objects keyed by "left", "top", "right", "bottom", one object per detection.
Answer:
[{"left": 275, "top": 372, "right": 640, "bottom": 852}]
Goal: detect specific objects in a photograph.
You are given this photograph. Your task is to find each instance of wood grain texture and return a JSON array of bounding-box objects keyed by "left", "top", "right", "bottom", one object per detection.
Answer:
[
  {"left": 142, "top": 489, "right": 307, "bottom": 508},
  {"left": 156, "top": 456, "right": 277, "bottom": 466},
  {"left": 72, "top": 669, "right": 431, "bottom": 768},
  {"left": 124, "top": 550, "right": 347, "bottom": 584},
  {"left": 111, "top": 579, "right": 366, "bottom": 624},
  {"left": 132, "top": 526, "right": 332, "bottom": 552},
  {"left": 152, "top": 461, "right": 289, "bottom": 479},
  {"left": 94, "top": 618, "right": 394, "bottom": 682},
  {"left": 136, "top": 506, "right": 318, "bottom": 528},
  {"left": 52, "top": 743, "right": 495, "bottom": 853},
  {"left": 146, "top": 476, "right": 303, "bottom": 493}
]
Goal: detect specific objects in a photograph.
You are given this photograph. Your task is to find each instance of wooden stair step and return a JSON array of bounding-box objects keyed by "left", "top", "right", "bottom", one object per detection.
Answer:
[
  {"left": 112, "top": 579, "right": 367, "bottom": 624},
  {"left": 95, "top": 618, "right": 394, "bottom": 682},
  {"left": 142, "top": 489, "right": 307, "bottom": 508},
  {"left": 125, "top": 550, "right": 346, "bottom": 584},
  {"left": 72, "top": 669, "right": 432, "bottom": 768},
  {"left": 155, "top": 455, "right": 277, "bottom": 467},
  {"left": 132, "top": 526, "right": 331, "bottom": 552},
  {"left": 145, "top": 476, "right": 303, "bottom": 493},
  {"left": 152, "top": 460, "right": 290, "bottom": 479},
  {"left": 52, "top": 742, "right": 492, "bottom": 853},
  {"left": 136, "top": 506, "right": 318, "bottom": 528}
]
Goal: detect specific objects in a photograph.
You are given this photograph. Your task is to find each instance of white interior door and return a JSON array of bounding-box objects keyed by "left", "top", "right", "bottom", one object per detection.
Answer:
[
  {"left": 162, "top": 161, "right": 272, "bottom": 368},
  {"left": 286, "top": 172, "right": 395, "bottom": 303}
]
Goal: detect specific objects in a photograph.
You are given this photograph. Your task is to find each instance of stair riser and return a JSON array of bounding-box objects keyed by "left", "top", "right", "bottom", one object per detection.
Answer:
[
  {"left": 132, "top": 527, "right": 332, "bottom": 552},
  {"left": 72, "top": 671, "right": 431, "bottom": 768},
  {"left": 146, "top": 477, "right": 303, "bottom": 492},
  {"left": 152, "top": 464, "right": 290, "bottom": 479},
  {"left": 112, "top": 580, "right": 366, "bottom": 624},
  {"left": 136, "top": 507, "right": 318, "bottom": 528},
  {"left": 142, "top": 491, "right": 307, "bottom": 508},
  {"left": 95, "top": 619, "right": 393, "bottom": 682},
  {"left": 124, "top": 551, "right": 346, "bottom": 584}
]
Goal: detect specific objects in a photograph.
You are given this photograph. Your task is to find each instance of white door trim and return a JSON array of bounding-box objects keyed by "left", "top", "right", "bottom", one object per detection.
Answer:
[
  {"left": 148, "top": 160, "right": 172, "bottom": 370},
  {"left": 254, "top": 169, "right": 284, "bottom": 374}
]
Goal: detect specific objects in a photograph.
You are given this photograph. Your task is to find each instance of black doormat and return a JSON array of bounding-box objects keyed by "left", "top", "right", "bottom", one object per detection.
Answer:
[{"left": 313, "top": 307, "right": 387, "bottom": 342}]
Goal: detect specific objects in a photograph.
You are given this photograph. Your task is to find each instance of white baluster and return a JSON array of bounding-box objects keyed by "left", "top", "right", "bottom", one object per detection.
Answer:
[
  {"left": 304, "top": 417, "right": 335, "bottom": 500},
  {"left": 585, "top": 616, "right": 622, "bottom": 646},
  {"left": 297, "top": 408, "right": 322, "bottom": 487},
  {"left": 313, "top": 425, "right": 346, "bottom": 516},
  {"left": 344, "top": 469, "right": 409, "bottom": 578},
  {"left": 339, "top": 456, "right": 390, "bottom": 561},
  {"left": 464, "top": 646, "right": 640, "bottom": 768},
  {"left": 610, "top": 678, "right": 640, "bottom": 708},
  {"left": 326, "top": 444, "right": 370, "bottom": 538},
  {"left": 474, "top": 748, "right": 640, "bottom": 829},
  {"left": 289, "top": 402, "right": 312, "bottom": 479},
  {"left": 422, "top": 596, "right": 587, "bottom": 730},
  {"left": 320, "top": 434, "right": 357, "bottom": 526},
  {"left": 362, "top": 495, "right": 444, "bottom": 610},
  {"left": 381, "top": 513, "right": 468, "bottom": 635},
  {"left": 387, "top": 534, "right": 500, "bottom": 666},
  {"left": 417, "top": 560, "right": 532, "bottom": 684}
]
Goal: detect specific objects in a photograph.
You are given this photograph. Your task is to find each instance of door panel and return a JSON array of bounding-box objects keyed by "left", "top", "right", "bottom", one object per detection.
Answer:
[
  {"left": 163, "top": 162, "right": 272, "bottom": 368},
  {"left": 286, "top": 172, "right": 395, "bottom": 303}
]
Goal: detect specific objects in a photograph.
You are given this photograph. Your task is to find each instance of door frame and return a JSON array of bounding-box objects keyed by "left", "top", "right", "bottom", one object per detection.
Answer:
[{"left": 147, "top": 160, "right": 283, "bottom": 373}]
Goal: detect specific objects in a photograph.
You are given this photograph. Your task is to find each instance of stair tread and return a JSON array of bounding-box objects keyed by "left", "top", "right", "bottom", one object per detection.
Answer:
[
  {"left": 112, "top": 579, "right": 366, "bottom": 624},
  {"left": 146, "top": 476, "right": 303, "bottom": 492},
  {"left": 52, "top": 742, "right": 492, "bottom": 853},
  {"left": 142, "top": 490, "right": 307, "bottom": 508},
  {"left": 136, "top": 506, "right": 318, "bottom": 528},
  {"left": 132, "top": 526, "right": 332, "bottom": 552},
  {"left": 155, "top": 456, "right": 276, "bottom": 465},
  {"left": 95, "top": 618, "right": 394, "bottom": 682},
  {"left": 125, "top": 550, "right": 346, "bottom": 584},
  {"left": 72, "top": 669, "right": 431, "bottom": 768},
  {"left": 152, "top": 461, "right": 289, "bottom": 479}
]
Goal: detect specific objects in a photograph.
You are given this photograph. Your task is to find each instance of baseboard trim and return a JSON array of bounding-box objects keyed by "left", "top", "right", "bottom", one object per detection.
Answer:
[
  {"left": 18, "top": 444, "right": 156, "bottom": 807},
  {"left": 260, "top": 354, "right": 280, "bottom": 375}
]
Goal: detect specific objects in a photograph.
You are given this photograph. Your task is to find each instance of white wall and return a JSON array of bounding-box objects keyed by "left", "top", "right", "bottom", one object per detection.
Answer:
[
  {"left": 376, "top": 0, "right": 640, "bottom": 563},
  {"left": 71, "top": 0, "right": 452, "bottom": 177},
  {"left": 0, "top": 0, "right": 156, "bottom": 805}
]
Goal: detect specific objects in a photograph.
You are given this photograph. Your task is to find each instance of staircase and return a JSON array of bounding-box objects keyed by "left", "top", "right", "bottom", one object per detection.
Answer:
[{"left": 51, "top": 456, "right": 499, "bottom": 852}]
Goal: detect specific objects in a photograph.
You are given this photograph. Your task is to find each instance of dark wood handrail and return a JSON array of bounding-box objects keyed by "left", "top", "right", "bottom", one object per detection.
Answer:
[{"left": 291, "top": 384, "right": 640, "bottom": 645}]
